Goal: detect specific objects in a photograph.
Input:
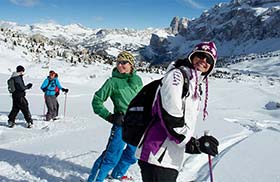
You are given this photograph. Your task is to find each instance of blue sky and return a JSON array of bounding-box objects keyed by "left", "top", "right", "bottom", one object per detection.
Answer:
[{"left": 0, "top": 0, "right": 230, "bottom": 29}]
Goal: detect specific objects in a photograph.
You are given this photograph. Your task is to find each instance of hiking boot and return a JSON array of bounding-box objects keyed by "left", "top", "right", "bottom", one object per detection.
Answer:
[
  {"left": 107, "top": 175, "right": 133, "bottom": 181},
  {"left": 53, "top": 117, "right": 60, "bottom": 121},
  {"left": 120, "top": 176, "right": 133, "bottom": 181},
  {"left": 27, "top": 122, "right": 33, "bottom": 128},
  {"left": 8, "top": 121, "right": 15, "bottom": 128},
  {"left": 45, "top": 116, "right": 51, "bottom": 121}
]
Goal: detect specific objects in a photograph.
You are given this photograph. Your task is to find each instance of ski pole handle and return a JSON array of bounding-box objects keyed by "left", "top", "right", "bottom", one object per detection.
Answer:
[{"left": 204, "top": 130, "right": 210, "bottom": 147}]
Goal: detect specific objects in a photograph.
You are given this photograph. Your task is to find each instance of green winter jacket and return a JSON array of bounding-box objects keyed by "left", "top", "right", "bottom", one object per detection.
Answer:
[{"left": 92, "top": 68, "right": 143, "bottom": 121}]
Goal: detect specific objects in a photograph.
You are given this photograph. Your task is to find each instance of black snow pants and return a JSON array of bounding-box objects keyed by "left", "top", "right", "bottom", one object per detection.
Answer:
[
  {"left": 8, "top": 96, "right": 33, "bottom": 124},
  {"left": 138, "top": 160, "right": 179, "bottom": 182}
]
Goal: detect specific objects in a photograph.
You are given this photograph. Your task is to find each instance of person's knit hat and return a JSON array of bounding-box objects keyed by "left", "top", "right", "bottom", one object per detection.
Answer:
[
  {"left": 16, "top": 65, "right": 25, "bottom": 72},
  {"left": 188, "top": 41, "right": 217, "bottom": 76},
  {"left": 117, "top": 51, "right": 135, "bottom": 66}
]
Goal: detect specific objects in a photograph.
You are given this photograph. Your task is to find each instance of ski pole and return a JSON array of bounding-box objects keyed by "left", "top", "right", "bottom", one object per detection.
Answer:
[
  {"left": 93, "top": 127, "right": 116, "bottom": 182},
  {"left": 63, "top": 92, "right": 67, "bottom": 118},
  {"left": 204, "top": 130, "right": 214, "bottom": 182},
  {"left": 208, "top": 154, "right": 213, "bottom": 182},
  {"left": 43, "top": 95, "right": 46, "bottom": 116}
]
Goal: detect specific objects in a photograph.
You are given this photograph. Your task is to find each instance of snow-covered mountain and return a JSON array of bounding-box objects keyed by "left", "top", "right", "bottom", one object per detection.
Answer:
[
  {"left": 0, "top": 21, "right": 94, "bottom": 44},
  {"left": 1, "top": 0, "right": 280, "bottom": 66},
  {"left": 0, "top": 20, "right": 159, "bottom": 58},
  {"left": 143, "top": 0, "right": 280, "bottom": 64}
]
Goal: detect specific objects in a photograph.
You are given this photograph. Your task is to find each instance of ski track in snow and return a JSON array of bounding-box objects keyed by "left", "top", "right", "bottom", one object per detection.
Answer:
[
  {"left": 225, "top": 117, "right": 280, "bottom": 133},
  {"left": 178, "top": 129, "right": 249, "bottom": 182},
  {"left": 178, "top": 117, "right": 280, "bottom": 182}
]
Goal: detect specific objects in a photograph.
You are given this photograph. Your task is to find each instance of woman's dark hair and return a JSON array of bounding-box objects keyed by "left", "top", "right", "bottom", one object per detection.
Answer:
[{"left": 174, "top": 58, "right": 194, "bottom": 69}]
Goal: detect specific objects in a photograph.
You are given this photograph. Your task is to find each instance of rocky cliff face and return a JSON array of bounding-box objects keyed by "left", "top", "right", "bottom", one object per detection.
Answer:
[
  {"left": 170, "top": 16, "right": 188, "bottom": 35},
  {"left": 183, "top": 0, "right": 280, "bottom": 41},
  {"left": 142, "top": 0, "right": 280, "bottom": 64}
]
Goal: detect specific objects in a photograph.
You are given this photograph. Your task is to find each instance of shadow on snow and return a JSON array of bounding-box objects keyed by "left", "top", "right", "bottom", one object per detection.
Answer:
[{"left": 0, "top": 148, "right": 90, "bottom": 182}]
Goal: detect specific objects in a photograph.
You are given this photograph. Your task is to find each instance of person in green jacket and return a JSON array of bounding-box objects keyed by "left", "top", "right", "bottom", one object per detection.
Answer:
[{"left": 88, "top": 51, "right": 143, "bottom": 182}]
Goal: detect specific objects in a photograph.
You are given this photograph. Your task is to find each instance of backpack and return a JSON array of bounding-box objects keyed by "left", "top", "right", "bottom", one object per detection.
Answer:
[
  {"left": 42, "top": 79, "right": 59, "bottom": 96},
  {"left": 7, "top": 77, "right": 16, "bottom": 93},
  {"left": 55, "top": 86, "right": 60, "bottom": 96},
  {"left": 122, "top": 67, "right": 189, "bottom": 146}
]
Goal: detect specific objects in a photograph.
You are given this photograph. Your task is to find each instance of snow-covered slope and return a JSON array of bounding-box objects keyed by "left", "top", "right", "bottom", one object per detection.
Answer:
[{"left": 0, "top": 28, "right": 280, "bottom": 182}]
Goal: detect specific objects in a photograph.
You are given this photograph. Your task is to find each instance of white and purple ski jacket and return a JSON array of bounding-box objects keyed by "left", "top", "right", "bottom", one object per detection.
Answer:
[{"left": 135, "top": 63, "right": 204, "bottom": 171}]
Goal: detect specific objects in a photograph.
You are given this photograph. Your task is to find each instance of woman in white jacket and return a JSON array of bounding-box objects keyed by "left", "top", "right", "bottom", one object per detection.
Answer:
[{"left": 136, "top": 41, "right": 219, "bottom": 182}]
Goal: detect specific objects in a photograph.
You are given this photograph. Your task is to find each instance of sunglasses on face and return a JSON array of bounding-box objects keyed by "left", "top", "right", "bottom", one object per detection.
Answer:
[
  {"left": 195, "top": 52, "right": 214, "bottom": 65},
  {"left": 116, "top": 61, "right": 129, "bottom": 65}
]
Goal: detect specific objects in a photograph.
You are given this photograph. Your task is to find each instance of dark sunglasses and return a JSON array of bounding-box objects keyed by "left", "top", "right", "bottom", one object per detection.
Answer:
[
  {"left": 194, "top": 52, "right": 214, "bottom": 65},
  {"left": 116, "top": 61, "right": 129, "bottom": 65}
]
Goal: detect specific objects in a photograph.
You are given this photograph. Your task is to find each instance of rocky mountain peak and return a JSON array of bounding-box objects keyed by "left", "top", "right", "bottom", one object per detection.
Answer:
[
  {"left": 231, "top": 0, "right": 280, "bottom": 6},
  {"left": 169, "top": 16, "right": 188, "bottom": 35},
  {"left": 141, "top": 0, "right": 280, "bottom": 64}
]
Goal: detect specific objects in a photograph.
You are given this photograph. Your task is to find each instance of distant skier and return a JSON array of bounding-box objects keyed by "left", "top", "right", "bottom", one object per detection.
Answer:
[
  {"left": 7, "top": 65, "right": 33, "bottom": 128},
  {"left": 40, "top": 70, "right": 68, "bottom": 121},
  {"left": 87, "top": 51, "right": 143, "bottom": 182},
  {"left": 136, "top": 42, "right": 220, "bottom": 182}
]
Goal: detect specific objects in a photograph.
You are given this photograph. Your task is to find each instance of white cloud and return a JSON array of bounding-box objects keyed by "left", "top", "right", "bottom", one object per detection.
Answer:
[
  {"left": 182, "top": 0, "right": 206, "bottom": 9},
  {"left": 9, "top": 0, "right": 39, "bottom": 7}
]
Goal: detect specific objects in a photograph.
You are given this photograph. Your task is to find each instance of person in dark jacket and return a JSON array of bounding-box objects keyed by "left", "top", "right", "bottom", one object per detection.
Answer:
[
  {"left": 40, "top": 70, "right": 68, "bottom": 121},
  {"left": 8, "top": 65, "right": 33, "bottom": 128}
]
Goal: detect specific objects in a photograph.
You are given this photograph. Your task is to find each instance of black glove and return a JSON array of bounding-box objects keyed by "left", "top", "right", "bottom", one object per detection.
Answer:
[
  {"left": 198, "top": 135, "right": 219, "bottom": 156},
  {"left": 185, "top": 136, "right": 219, "bottom": 156},
  {"left": 26, "top": 83, "right": 33, "bottom": 89},
  {"left": 108, "top": 113, "right": 124, "bottom": 126},
  {"left": 185, "top": 137, "right": 201, "bottom": 154},
  {"left": 62, "top": 88, "right": 69, "bottom": 93},
  {"left": 42, "top": 87, "right": 47, "bottom": 92}
]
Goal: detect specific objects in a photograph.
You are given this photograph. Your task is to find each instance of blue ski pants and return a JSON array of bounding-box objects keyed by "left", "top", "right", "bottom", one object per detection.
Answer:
[{"left": 87, "top": 125, "right": 137, "bottom": 182}]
